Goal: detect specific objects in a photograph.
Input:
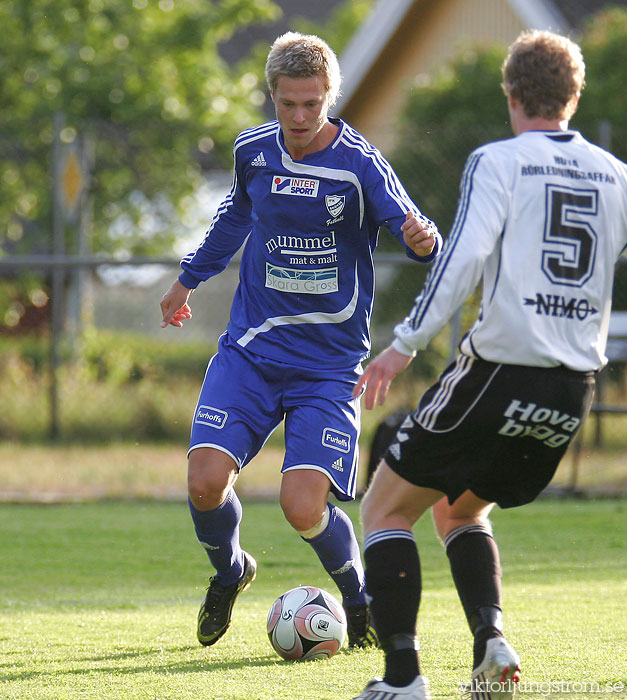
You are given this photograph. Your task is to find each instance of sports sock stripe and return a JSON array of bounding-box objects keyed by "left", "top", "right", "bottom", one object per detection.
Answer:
[
  {"left": 363, "top": 529, "right": 415, "bottom": 551},
  {"left": 444, "top": 522, "right": 494, "bottom": 549}
]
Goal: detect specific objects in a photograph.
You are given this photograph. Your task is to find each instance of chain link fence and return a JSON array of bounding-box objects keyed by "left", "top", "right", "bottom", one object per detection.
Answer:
[
  {"left": 1, "top": 119, "right": 626, "bottom": 495},
  {"left": 1, "top": 252, "right": 626, "bottom": 494}
]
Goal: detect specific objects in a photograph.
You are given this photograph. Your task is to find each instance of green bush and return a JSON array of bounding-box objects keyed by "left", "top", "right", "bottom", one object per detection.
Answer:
[
  {"left": 78, "top": 328, "right": 215, "bottom": 382},
  {"left": 0, "top": 329, "right": 215, "bottom": 383},
  {"left": 0, "top": 329, "right": 217, "bottom": 443}
]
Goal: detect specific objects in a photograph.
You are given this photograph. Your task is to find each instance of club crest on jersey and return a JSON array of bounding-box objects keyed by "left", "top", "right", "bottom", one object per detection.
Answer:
[
  {"left": 325, "top": 194, "right": 345, "bottom": 218},
  {"left": 271, "top": 176, "right": 319, "bottom": 197},
  {"left": 322, "top": 428, "right": 351, "bottom": 453},
  {"left": 195, "top": 405, "right": 228, "bottom": 429}
]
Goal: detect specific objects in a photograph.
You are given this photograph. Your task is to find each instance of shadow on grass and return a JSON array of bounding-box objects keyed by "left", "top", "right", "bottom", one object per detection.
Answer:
[{"left": 1, "top": 644, "right": 297, "bottom": 682}]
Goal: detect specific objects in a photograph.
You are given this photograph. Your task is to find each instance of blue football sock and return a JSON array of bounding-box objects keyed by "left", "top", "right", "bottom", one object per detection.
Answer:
[
  {"left": 303, "top": 503, "right": 366, "bottom": 606},
  {"left": 188, "top": 489, "right": 244, "bottom": 586}
]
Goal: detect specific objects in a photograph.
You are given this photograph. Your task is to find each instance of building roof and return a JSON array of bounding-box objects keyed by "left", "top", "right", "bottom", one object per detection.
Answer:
[{"left": 336, "top": 0, "right": 622, "bottom": 116}]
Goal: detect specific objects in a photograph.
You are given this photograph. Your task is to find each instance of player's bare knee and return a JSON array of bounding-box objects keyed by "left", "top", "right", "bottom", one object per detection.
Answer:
[
  {"left": 281, "top": 498, "right": 326, "bottom": 535},
  {"left": 281, "top": 503, "right": 317, "bottom": 533},
  {"left": 432, "top": 491, "right": 494, "bottom": 541},
  {"left": 433, "top": 510, "right": 493, "bottom": 543},
  {"left": 188, "top": 484, "right": 226, "bottom": 510},
  {"left": 187, "top": 452, "right": 236, "bottom": 510}
]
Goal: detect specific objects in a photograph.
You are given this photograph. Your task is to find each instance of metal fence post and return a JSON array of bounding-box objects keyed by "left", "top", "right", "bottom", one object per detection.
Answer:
[{"left": 49, "top": 113, "right": 65, "bottom": 441}]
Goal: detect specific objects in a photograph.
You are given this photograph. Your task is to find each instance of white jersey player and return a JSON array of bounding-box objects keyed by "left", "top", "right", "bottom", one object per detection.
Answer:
[
  {"left": 394, "top": 129, "right": 626, "bottom": 372},
  {"left": 350, "top": 30, "right": 626, "bottom": 700}
]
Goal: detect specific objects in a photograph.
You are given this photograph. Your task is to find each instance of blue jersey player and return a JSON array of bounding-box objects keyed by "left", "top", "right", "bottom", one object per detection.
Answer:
[{"left": 160, "top": 32, "right": 441, "bottom": 650}]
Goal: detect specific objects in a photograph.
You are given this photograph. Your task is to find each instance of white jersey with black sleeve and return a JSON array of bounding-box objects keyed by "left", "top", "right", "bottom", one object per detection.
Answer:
[
  {"left": 393, "top": 130, "right": 627, "bottom": 372},
  {"left": 179, "top": 118, "right": 441, "bottom": 369}
]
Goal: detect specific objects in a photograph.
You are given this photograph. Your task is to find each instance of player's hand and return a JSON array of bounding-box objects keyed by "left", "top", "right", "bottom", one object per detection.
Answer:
[
  {"left": 402, "top": 211, "right": 436, "bottom": 257},
  {"left": 160, "top": 279, "right": 193, "bottom": 328},
  {"left": 353, "top": 345, "right": 414, "bottom": 410}
]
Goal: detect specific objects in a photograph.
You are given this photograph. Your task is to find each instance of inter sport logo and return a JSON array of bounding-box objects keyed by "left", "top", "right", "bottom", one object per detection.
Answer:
[{"left": 271, "top": 176, "right": 319, "bottom": 197}]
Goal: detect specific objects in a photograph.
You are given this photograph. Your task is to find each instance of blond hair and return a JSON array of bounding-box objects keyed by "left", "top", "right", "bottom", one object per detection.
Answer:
[
  {"left": 265, "top": 32, "right": 342, "bottom": 107},
  {"left": 502, "top": 30, "right": 585, "bottom": 120}
]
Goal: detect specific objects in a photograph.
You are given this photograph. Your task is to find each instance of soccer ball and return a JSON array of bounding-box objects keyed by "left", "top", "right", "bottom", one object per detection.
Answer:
[{"left": 267, "top": 586, "right": 347, "bottom": 661}]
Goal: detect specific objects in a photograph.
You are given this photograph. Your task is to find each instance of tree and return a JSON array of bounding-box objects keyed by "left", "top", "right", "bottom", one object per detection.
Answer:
[
  {"left": 0, "top": 0, "right": 280, "bottom": 259},
  {"left": 291, "top": 0, "right": 375, "bottom": 55},
  {"left": 576, "top": 7, "right": 627, "bottom": 129}
]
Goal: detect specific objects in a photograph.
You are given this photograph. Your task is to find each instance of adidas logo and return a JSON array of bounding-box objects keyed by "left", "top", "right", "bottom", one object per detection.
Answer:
[
  {"left": 251, "top": 151, "right": 266, "bottom": 167},
  {"left": 331, "top": 457, "right": 344, "bottom": 472},
  {"left": 331, "top": 558, "right": 354, "bottom": 575}
]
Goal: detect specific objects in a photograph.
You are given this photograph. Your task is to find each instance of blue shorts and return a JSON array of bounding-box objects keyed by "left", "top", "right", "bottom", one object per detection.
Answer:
[{"left": 189, "top": 334, "right": 362, "bottom": 501}]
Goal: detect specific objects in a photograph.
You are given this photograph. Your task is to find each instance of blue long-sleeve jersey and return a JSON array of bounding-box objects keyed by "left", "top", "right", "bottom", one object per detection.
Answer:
[{"left": 179, "top": 118, "right": 441, "bottom": 369}]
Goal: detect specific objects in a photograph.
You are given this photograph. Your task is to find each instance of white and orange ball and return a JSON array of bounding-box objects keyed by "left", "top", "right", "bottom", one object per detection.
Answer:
[{"left": 267, "top": 586, "right": 347, "bottom": 661}]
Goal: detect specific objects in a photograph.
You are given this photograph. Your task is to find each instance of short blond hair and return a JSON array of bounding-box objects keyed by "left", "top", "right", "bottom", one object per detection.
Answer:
[
  {"left": 265, "top": 32, "right": 342, "bottom": 107},
  {"left": 502, "top": 30, "right": 585, "bottom": 120}
]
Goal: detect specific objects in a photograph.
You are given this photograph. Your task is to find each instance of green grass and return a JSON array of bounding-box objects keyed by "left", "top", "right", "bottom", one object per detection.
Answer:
[{"left": 0, "top": 500, "right": 625, "bottom": 699}]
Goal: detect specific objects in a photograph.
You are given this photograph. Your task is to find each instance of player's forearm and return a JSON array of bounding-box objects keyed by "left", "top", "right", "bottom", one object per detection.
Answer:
[
  {"left": 392, "top": 244, "right": 484, "bottom": 353},
  {"left": 179, "top": 219, "right": 251, "bottom": 287},
  {"left": 179, "top": 249, "right": 233, "bottom": 288}
]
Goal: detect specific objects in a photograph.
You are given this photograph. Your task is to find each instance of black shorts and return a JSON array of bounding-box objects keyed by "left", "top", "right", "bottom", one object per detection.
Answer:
[{"left": 384, "top": 355, "right": 595, "bottom": 508}]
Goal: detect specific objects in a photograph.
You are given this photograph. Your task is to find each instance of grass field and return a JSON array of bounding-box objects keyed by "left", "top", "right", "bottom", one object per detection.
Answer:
[{"left": 1, "top": 499, "right": 625, "bottom": 700}]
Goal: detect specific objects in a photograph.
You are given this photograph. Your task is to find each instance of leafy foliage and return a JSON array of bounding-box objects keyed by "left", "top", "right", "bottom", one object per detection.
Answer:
[
  {"left": 0, "top": 329, "right": 214, "bottom": 442},
  {"left": 0, "top": 0, "right": 280, "bottom": 257},
  {"left": 291, "top": 0, "right": 375, "bottom": 55},
  {"left": 0, "top": 328, "right": 213, "bottom": 382},
  {"left": 576, "top": 7, "right": 627, "bottom": 130}
]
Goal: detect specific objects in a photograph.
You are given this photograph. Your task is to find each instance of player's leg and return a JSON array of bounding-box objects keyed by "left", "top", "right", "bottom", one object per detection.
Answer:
[
  {"left": 188, "top": 446, "right": 258, "bottom": 647},
  {"left": 279, "top": 468, "right": 377, "bottom": 647},
  {"left": 355, "top": 460, "right": 441, "bottom": 698},
  {"left": 432, "top": 492, "right": 520, "bottom": 698},
  {"left": 280, "top": 468, "right": 359, "bottom": 596},
  {"left": 187, "top": 337, "right": 281, "bottom": 646},
  {"left": 281, "top": 365, "right": 378, "bottom": 648},
  {"left": 426, "top": 363, "right": 594, "bottom": 697},
  {"left": 352, "top": 357, "right": 502, "bottom": 699},
  {"left": 188, "top": 447, "right": 245, "bottom": 585}
]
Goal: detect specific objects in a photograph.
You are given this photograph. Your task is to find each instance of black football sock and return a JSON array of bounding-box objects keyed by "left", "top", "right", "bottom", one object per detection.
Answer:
[
  {"left": 444, "top": 524, "right": 504, "bottom": 668},
  {"left": 363, "top": 531, "right": 422, "bottom": 687}
]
